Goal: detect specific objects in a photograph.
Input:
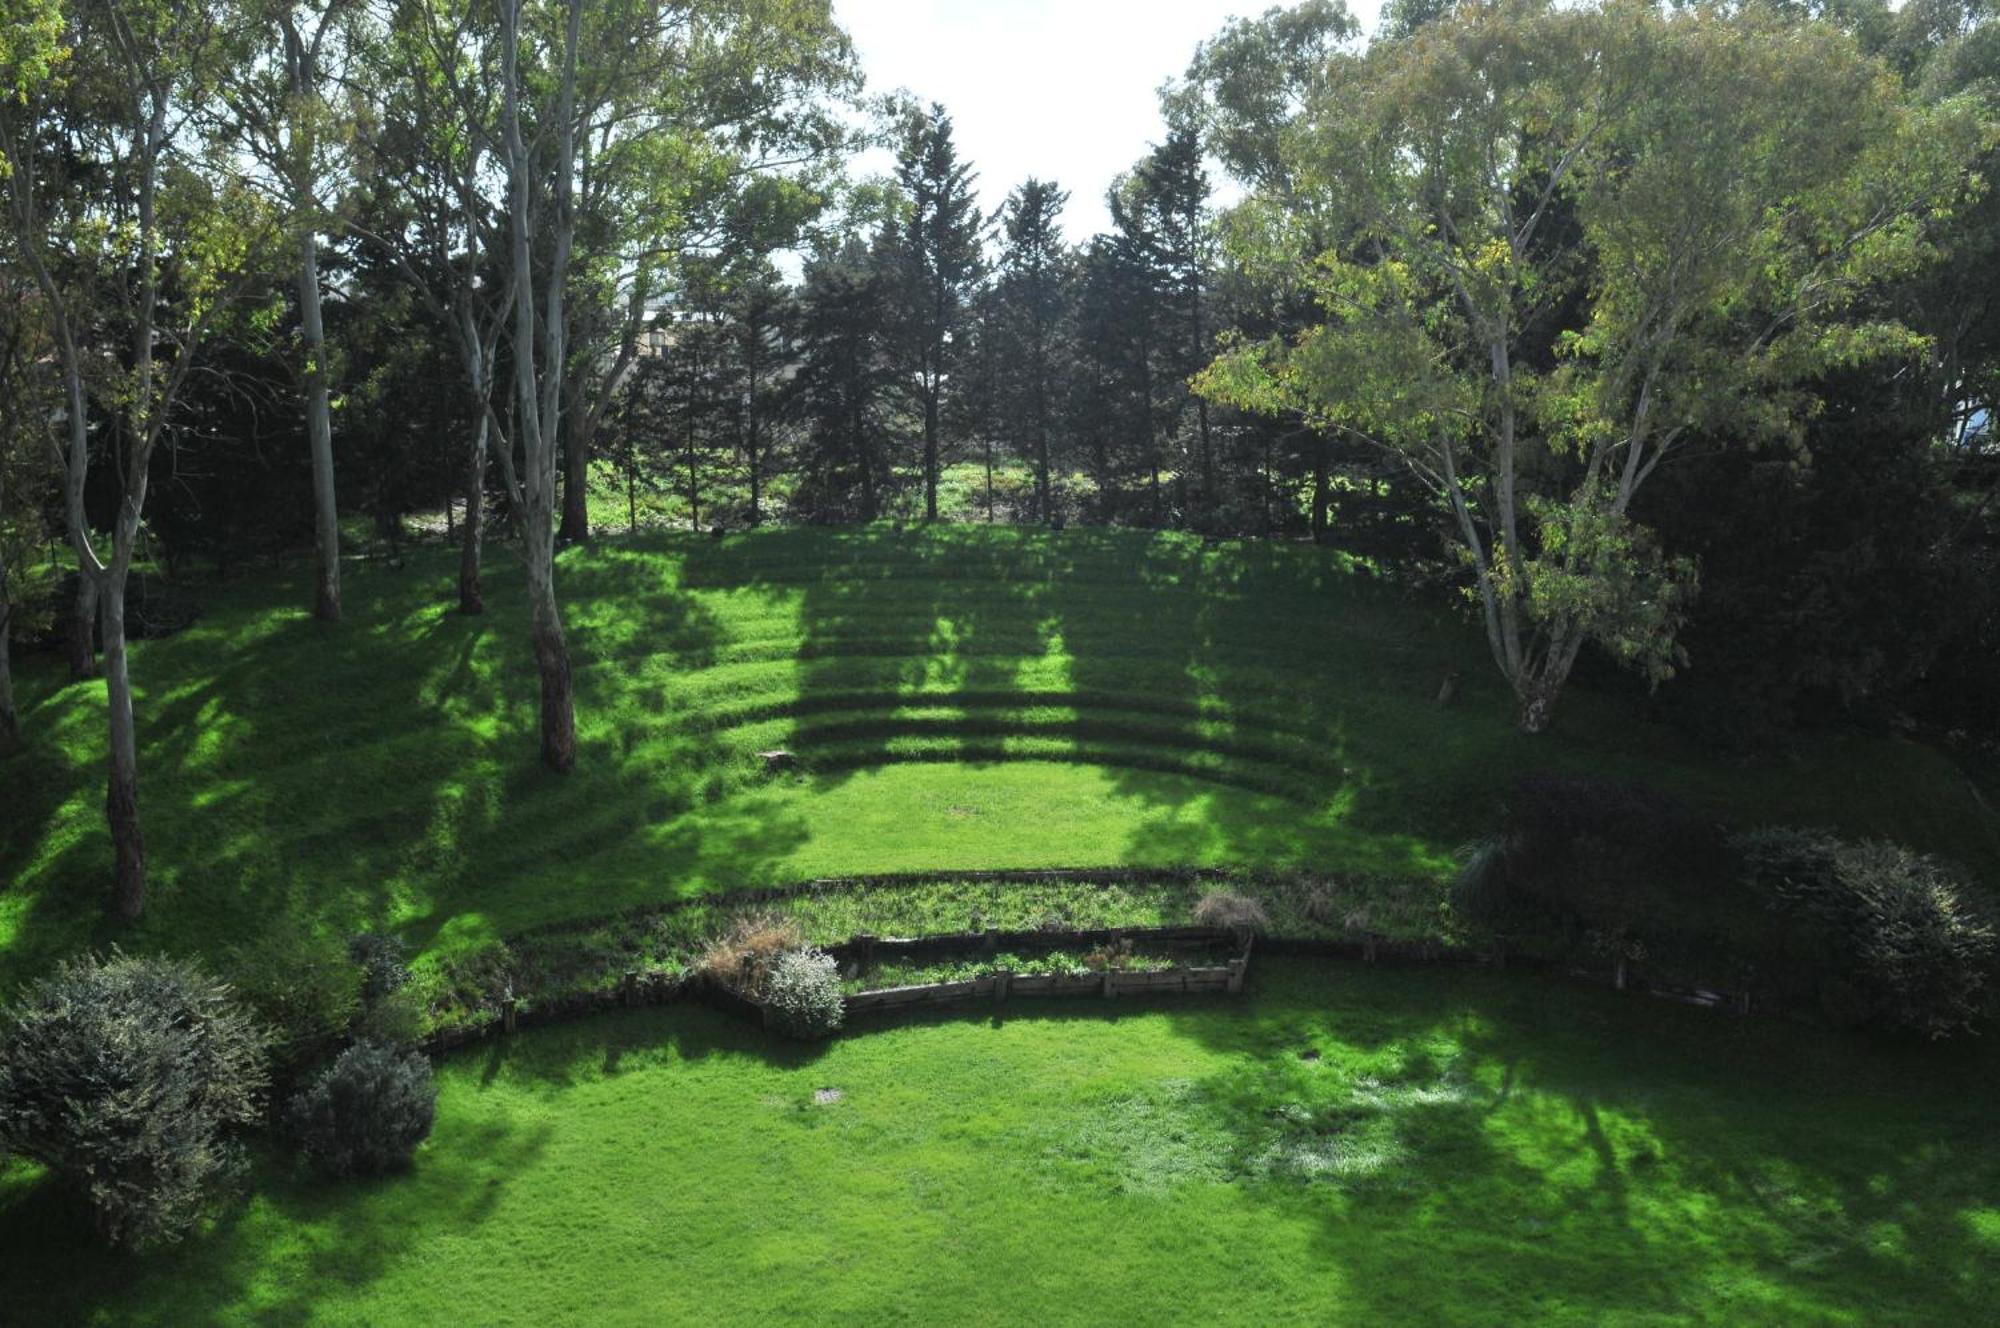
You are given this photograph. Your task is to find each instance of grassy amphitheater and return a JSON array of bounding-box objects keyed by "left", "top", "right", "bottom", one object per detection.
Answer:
[{"left": 3, "top": 526, "right": 1998, "bottom": 1323}]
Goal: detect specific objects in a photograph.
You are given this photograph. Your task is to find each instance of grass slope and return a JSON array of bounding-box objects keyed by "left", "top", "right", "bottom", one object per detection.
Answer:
[
  {"left": 3, "top": 526, "right": 1995, "bottom": 986},
  {"left": 4, "top": 959, "right": 1994, "bottom": 1326}
]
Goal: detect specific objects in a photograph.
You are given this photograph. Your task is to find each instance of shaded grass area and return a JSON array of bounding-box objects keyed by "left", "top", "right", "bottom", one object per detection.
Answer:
[
  {"left": 3, "top": 958, "right": 1993, "bottom": 1326},
  {"left": 3, "top": 525, "right": 1995, "bottom": 989}
]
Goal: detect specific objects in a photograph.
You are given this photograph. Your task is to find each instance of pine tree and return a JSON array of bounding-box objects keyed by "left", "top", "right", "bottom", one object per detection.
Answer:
[
  {"left": 991, "top": 179, "right": 1073, "bottom": 521},
  {"left": 887, "top": 104, "right": 985, "bottom": 521},
  {"left": 1134, "top": 127, "right": 1217, "bottom": 511},
  {"left": 791, "top": 235, "right": 895, "bottom": 520}
]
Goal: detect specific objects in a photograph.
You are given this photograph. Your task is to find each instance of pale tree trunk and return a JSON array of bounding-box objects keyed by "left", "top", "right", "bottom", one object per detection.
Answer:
[
  {"left": 68, "top": 572, "right": 98, "bottom": 680},
  {"left": 298, "top": 230, "right": 341, "bottom": 622},
  {"left": 100, "top": 578, "right": 144, "bottom": 919},
  {"left": 525, "top": 540, "right": 576, "bottom": 771},
  {"left": 459, "top": 412, "right": 487, "bottom": 614},
  {"left": 497, "top": 0, "right": 580, "bottom": 774},
  {"left": 746, "top": 380, "right": 761, "bottom": 525}
]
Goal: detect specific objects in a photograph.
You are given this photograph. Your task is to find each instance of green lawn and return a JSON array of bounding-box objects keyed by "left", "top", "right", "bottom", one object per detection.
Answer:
[
  {"left": 4, "top": 959, "right": 1993, "bottom": 1325},
  {"left": 4, "top": 525, "right": 1995, "bottom": 987},
  {"left": 4, "top": 527, "right": 1998, "bottom": 1323}
]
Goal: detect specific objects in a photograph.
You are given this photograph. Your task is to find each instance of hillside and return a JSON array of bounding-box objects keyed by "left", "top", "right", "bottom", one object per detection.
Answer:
[{"left": 4, "top": 526, "right": 1994, "bottom": 986}]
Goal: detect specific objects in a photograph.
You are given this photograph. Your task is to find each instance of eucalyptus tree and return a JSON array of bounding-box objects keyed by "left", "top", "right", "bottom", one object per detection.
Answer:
[
  {"left": 1176, "top": 0, "right": 1357, "bottom": 538},
  {"left": 551, "top": 1, "right": 855, "bottom": 544},
  {"left": 354, "top": 0, "right": 508, "bottom": 615},
  {"left": 214, "top": 0, "right": 366, "bottom": 623},
  {"left": 0, "top": 0, "right": 272, "bottom": 917},
  {"left": 887, "top": 103, "right": 984, "bottom": 522},
  {"left": 371, "top": 0, "right": 852, "bottom": 770},
  {"left": 1200, "top": 0, "right": 1981, "bottom": 732}
]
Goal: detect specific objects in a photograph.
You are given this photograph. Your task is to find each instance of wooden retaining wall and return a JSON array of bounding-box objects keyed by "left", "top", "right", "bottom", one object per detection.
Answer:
[{"left": 841, "top": 957, "right": 1246, "bottom": 1018}]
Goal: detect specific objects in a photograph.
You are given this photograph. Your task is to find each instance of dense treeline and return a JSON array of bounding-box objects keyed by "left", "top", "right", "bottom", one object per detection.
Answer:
[{"left": 1, "top": 0, "right": 1997, "bottom": 919}]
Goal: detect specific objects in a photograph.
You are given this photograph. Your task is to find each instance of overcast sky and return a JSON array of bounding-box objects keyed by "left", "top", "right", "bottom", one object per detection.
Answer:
[{"left": 831, "top": 0, "right": 1382, "bottom": 243}]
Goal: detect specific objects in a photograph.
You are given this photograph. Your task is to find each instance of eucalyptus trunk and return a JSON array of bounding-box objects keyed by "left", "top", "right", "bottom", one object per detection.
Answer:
[
  {"left": 100, "top": 577, "right": 145, "bottom": 920},
  {"left": 298, "top": 230, "right": 341, "bottom": 622},
  {"left": 68, "top": 573, "right": 98, "bottom": 679},
  {"left": 459, "top": 413, "right": 487, "bottom": 614},
  {"left": 525, "top": 541, "right": 576, "bottom": 772},
  {"left": 1310, "top": 433, "right": 1330, "bottom": 544}
]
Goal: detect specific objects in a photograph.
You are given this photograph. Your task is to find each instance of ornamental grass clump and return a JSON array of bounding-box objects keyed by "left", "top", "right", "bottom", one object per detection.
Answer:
[
  {"left": 699, "top": 913, "right": 805, "bottom": 997},
  {"left": 763, "top": 948, "right": 845, "bottom": 1040},
  {"left": 0, "top": 950, "right": 272, "bottom": 1248},
  {"left": 287, "top": 1040, "right": 438, "bottom": 1178},
  {"left": 1192, "top": 890, "right": 1270, "bottom": 938}
]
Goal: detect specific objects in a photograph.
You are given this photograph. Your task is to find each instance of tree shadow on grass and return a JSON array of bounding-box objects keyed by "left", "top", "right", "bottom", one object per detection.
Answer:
[
  {"left": 0, "top": 1106, "right": 556, "bottom": 1326},
  {"left": 0, "top": 540, "right": 823, "bottom": 990},
  {"left": 1158, "top": 959, "right": 2000, "bottom": 1325}
]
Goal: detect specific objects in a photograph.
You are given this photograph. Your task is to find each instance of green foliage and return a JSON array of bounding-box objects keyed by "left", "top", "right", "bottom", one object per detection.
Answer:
[
  {"left": 286, "top": 1041, "right": 437, "bottom": 1179},
  {"left": 0, "top": 950, "right": 270, "bottom": 1248},
  {"left": 762, "top": 947, "right": 844, "bottom": 1040},
  {"left": 1738, "top": 829, "right": 1996, "bottom": 1039},
  {"left": 348, "top": 932, "right": 412, "bottom": 1007},
  {"left": 1454, "top": 773, "right": 1737, "bottom": 954},
  {"left": 1509, "top": 491, "right": 1698, "bottom": 688},
  {"left": 224, "top": 919, "right": 363, "bottom": 1066},
  {"left": 1202, "top": 0, "right": 1985, "bottom": 730}
]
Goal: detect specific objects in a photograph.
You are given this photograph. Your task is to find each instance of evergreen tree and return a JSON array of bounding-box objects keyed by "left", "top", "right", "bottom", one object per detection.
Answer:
[
  {"left": 1133, "top": 127, "right": 1217, "bottom": 512},
  {"left": 887, "top": 104, "right": 985, "bottom": 521},
  {"left": 791, "top": 234, "right": 896, "bottom": 521},
  {"left": 991, "top": 179, "right": 1073, "bottom": 521}
]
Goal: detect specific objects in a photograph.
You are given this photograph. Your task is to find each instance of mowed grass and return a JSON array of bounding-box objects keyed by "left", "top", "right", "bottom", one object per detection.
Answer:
[
  {"left": 3, "top": 525, "right": 1996, "bottom": 986},
  {"left": 3, "top": 958, "right": 1994, "bottom": 1326}
]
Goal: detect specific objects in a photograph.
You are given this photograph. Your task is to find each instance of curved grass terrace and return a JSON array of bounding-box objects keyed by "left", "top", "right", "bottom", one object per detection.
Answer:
[
  {"left": 2, "top": 527, "right": 1999, "bottom": 1324},
  {"left": 4, "top": 526, "right": 1995, "bottom": 988}
]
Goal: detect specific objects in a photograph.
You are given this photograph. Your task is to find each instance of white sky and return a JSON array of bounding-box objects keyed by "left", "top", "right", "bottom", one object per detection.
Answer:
[{"left": 832, "top": 0, "right": 1383, "bottom": 242}]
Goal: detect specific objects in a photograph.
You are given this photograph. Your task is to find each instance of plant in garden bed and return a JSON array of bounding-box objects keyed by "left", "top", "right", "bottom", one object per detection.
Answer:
[
  {"left": 764, "top": 948, "right": 844, "bottom": 1039},
  {"left": 843, "top": 946, "right": 1194, "bottom": 994},
  {"left": 698, "top": 914, "right": 806, "bottom": 997}
]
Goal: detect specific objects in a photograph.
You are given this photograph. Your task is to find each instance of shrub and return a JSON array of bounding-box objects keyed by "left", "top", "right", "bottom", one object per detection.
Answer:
[
  {"left": 1192, "top": 891, "right": 1270, "bottom": 937},
  {"left": 763, "top": 948, "right": 844, "bottom": 1040},
  {"left": 1738, "top": 829, "right": 1994, "bottom": 1039},
  {"left": 348, "top": 932, "right": 412, "bottom": 1005},
  {"left": 1455, "top": 774, "right": 1734, "bottom": 947},
  {"left": 0, "top": 951, "right": 271, "bottom": 1248},
  {"left": 225, "top": 920, "right": 363, "bottom": 1065},
  {"left": 699, "top": 913, "right": 805, "bottom": 998},
  {"left": 287, "top": 1041, "right": 437, "bottom": 1178},
  {"left": 346, "top": 932, "right": 424, "bottom": 1047}
]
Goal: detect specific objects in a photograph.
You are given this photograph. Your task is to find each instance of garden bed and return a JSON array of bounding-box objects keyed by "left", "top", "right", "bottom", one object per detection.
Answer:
[{"left": 708, "top": 926, "right": 1254, "bottom": 1028}]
